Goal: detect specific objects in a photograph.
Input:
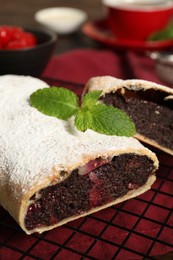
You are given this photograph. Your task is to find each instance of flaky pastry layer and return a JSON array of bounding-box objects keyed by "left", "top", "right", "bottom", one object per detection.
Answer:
[{"left": 0, "top": 75, "right": 158, "bottom": 234}]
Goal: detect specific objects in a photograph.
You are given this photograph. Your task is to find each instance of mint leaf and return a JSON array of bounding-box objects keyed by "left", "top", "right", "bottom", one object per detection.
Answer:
[
  {"left": 91, "top": 104, "right": 136, "bottom": 136},
  {"left": 75, "top": 110, "right": 92, "bottom": 131},
  {"left": 77, "top": 103, "right": 136, "bottom": 136},
  {"left": 30, "top": 87, "right": 136, "bottom": 137},
  {"left": 82, "top": 90, "right": 102, "bottom": 109},
  {"left": 30, "top": 87, "right": 79, "bottom": 120},
  {"left": 148, "top": 22, "right": 173, "bottom": 41}
]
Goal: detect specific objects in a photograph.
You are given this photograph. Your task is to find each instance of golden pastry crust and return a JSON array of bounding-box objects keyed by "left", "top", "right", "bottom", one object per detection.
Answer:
[
  {"left": 84, "top": 76, "right": 173, "bottom": 96},
  {"left": 0, "top": 75, "right": 159, "bottom": 234}
]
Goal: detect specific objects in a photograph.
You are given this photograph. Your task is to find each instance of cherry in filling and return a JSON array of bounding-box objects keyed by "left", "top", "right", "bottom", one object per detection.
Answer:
[
  {"left": 101, "top": 90, "right": 173, "bottom": 150},
  {"left": 25, "top": 154, "right": 154, "bottom": 231}
]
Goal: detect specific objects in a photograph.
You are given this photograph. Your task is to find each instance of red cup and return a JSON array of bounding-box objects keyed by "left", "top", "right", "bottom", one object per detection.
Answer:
[{"left": 102, "top": 0, "right": 173, "bottom": 41}]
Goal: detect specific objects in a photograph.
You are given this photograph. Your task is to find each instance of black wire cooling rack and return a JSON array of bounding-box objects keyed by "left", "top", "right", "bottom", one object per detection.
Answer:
[{"left": 0, "top": 78, "right": 173, "bottom": 260}]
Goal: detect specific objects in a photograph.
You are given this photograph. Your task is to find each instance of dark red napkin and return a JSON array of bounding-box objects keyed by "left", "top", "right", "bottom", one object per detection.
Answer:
[{"left": 43, "top": 48, "right": 168, "bottom": 86}]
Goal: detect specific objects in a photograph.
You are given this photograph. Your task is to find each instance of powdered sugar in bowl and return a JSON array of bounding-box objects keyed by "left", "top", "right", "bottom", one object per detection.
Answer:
[{"left": 35, "top": 7, "right": 88, "bottom": 35}]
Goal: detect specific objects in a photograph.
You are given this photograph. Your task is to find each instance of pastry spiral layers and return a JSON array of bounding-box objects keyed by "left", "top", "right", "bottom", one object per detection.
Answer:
[{"left": 0, "top": 75, "right": 158, "bottom": 234}]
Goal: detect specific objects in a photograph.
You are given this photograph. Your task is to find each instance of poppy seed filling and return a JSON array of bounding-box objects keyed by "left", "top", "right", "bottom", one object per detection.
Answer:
[
  {"left": 101, "top": 88, "right": 173, "bottom": 150},
  {"left": 25, "top": 154, "right": 154, "bottom": 231}
]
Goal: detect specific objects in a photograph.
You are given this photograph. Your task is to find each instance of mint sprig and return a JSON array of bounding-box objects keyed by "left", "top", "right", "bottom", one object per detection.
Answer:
[
  {"left": 30, "top": 87, "right": 136, "bottom": 137},
  {"left": 148, "top": 22, "right": 173, "bottom": 41}
]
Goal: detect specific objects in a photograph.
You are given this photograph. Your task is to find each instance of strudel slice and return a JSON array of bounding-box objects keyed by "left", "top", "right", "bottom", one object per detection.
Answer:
[
  {"left": 0, "top": 75, "right": 158, "bottom": 234},
  {"left": 85, "top": 76, "right": 173, "bottom": 156}
]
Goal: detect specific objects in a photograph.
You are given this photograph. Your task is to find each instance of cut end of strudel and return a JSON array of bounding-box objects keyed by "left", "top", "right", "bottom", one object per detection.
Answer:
[
  {"left": 0, "top": 75, "right": 158, "bottom": 235},
  {"left": 85, "top": 76, "right": 173, "bottom": 156}
]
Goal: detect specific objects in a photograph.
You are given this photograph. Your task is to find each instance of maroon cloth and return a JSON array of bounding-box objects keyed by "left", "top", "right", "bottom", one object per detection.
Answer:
[
  {"left": 0, "top": 48, "right": 173, "bottom": 260},
  {"left": 43, "top": 48, "right": 169, "bottom": 86}
]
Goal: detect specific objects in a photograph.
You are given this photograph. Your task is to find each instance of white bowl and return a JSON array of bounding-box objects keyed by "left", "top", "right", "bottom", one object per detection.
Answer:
[{"left": 35, "top": 7, "right": 88, "bottom": 35}]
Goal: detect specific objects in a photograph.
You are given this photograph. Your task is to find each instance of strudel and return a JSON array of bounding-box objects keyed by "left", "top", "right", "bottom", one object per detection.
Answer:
[
  {"left": 0, "top": 75, "right": 158, "bottom": 234},
  {"left": 85, "top": 76, "right": 173, "bottom": 156}
]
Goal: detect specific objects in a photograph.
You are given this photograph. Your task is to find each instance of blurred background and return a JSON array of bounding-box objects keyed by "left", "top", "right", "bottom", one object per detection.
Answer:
[
  {"left": 0, "top": 0, "right": 106, "bottom": 53},
  {"left": 0, "top": 0, "right": 104, "bottom": 25}
]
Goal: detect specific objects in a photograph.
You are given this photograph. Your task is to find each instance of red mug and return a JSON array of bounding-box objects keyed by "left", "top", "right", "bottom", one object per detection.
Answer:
[{"left": 102, "top": 0, "right": 173, "bottom": 41}]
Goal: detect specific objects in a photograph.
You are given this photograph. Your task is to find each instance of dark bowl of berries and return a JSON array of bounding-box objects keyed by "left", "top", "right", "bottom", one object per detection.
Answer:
[{"left": 0, "top": 25, "right": 57, "bottom": 76}]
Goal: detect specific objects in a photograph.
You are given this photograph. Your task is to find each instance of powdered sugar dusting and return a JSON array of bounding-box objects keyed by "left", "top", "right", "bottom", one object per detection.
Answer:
[{"left": 0, "top": 75, "right": 150, "bottom": 201}]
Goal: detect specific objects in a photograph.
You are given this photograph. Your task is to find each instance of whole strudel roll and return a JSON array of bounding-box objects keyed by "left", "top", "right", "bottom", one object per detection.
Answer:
[
  {"left": 0, "top": 75, "right": 158, "bottom": 234},
  {"left": 84, "top": 76, "right": 173, "bottom": 156}
]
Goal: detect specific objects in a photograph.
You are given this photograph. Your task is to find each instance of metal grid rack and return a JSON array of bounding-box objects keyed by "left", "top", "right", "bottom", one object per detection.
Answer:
[{"left": 0, "top": 78, "right": 173, "bottom": 260}]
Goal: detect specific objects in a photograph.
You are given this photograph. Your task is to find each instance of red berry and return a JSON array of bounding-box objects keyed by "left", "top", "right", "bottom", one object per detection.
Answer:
[
  {"left": 0, "top": 25, "right": 37, "bottom": 50},
  {"left": 21, "top": 32, "right": 37, "bottom": 47},
  {"left": 10, "top": 26, "right": 24, "bottom": 40},
  {"left": 6, "top": 40, "right": 25, "bottom": 49},
  {"left": 0, "top": 26, "right": 13, "bottom": 46}
]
